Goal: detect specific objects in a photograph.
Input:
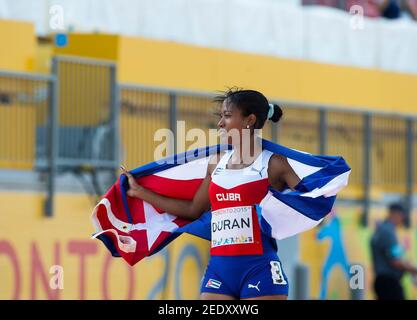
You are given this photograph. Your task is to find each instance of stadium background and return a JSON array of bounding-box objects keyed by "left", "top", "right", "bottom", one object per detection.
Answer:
[{"left": 1, "top": 0, "right": 417, "bottom": 299}]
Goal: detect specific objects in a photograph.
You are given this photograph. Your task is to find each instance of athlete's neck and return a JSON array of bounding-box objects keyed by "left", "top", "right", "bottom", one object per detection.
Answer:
[{"left": 230, "top": 135, "right": 262, "bottom": 166}]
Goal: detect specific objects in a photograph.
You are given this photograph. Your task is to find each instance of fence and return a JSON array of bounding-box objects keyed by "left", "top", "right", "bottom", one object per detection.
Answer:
[{"left": 0, "top": 56, "right": 416, "bottom": 221}]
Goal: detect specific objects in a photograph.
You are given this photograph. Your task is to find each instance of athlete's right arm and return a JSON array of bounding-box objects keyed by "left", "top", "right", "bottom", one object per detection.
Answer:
[
  {"left": 390, "top": 259, "right": 417, "bottom": 275},
  {"left": 120, "top": 155, "right": 221, "bottom": 220}
]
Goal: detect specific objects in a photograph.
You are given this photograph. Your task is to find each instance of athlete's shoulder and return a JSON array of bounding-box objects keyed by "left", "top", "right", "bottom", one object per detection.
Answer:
[
  {"left": 268, "top": 154, "right": 288, "bottom": 169},
  {"left": 267, "top": 154, "right": 292, "bottom": 179}
]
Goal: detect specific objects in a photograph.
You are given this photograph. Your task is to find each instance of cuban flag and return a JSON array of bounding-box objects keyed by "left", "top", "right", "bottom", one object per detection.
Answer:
[{"left": 91, "top": 139, "right": 350, "bottom": 266}]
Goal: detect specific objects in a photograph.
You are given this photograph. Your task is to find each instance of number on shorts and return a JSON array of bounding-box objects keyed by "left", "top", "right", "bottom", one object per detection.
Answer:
[{"left": 270, "top": 261, "right": 287, "bottom": 285}]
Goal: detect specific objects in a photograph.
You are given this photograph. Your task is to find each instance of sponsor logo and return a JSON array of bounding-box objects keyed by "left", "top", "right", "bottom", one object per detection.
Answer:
[
  {"left": 212, "top": 235, "right": 253, "bottom": 247},
  {"left": 251, "top": 166, "right": 265, "bottom": 177},
  {"left": 248, "top": 281, "right": 261, "bottom": 292}
]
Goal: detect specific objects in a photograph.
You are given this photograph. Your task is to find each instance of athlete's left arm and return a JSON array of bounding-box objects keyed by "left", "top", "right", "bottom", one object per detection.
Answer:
[{"left": 267, "top": 155, "right": 301, "bottom": 192}]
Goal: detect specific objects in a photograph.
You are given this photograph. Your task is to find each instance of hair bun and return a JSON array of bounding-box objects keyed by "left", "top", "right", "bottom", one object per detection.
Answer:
[{"left": 269, "top": 104, "right": 283, "bottom": 123}]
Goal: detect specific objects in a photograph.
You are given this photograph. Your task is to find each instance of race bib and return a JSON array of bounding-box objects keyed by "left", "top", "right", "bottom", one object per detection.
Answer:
[{"left": 211, "top": 206, "right": 254, "bottom": 248}]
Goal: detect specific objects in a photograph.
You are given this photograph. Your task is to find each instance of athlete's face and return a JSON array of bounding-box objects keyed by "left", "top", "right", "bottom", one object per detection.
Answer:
[
  {"left": 217, "top": 100, "right": 254, "bottom": 145},
  {"left": 390, "top": 210, "right": 406, "bottom": 227},
  {"left": 217, "top": 100, "right": 244, "bottom": 131}
]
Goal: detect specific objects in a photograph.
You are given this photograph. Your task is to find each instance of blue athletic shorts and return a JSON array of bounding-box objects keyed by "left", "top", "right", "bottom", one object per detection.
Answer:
[{"left": 200, "top": 250, "right": 289, "bottom": 299}]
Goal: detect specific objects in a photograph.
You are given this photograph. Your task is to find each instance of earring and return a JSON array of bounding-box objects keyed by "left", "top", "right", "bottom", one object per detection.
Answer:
[{"left": 246, "top": 125, "right": 250, "bottom": 129}]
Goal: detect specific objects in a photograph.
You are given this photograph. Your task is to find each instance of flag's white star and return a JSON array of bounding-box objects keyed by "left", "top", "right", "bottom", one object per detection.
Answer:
[
  {"left": 96, "top": 198, "right": 179, "bottom": 251},
  {"left": 133, "top": 202, "right": 178, "bottom": 250}
]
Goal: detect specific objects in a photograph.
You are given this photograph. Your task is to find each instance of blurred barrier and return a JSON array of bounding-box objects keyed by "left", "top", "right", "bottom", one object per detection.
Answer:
[
  {"left": 0, "top": 57, "right": 119, "bottom": 216},
  {"left": 119, "top": 85, "right": 173, "bottom": 169},
  {"left": 327, "top": 111, "right": 364, "bottom": 187},
  {"left": 46, "top": 56, "right": 119, "bottom": 216},
  {"left": 46, "top": 56, "right": 118, "bottom": 170},
  {"left": 279, "top": 106, "right": 320, "bottom": 154},
  {"left": 0, "top": 56, "right": 416, "bottom": 221},
  {"left": 0, "top": 71, "right": 53, "bottom": 170}
]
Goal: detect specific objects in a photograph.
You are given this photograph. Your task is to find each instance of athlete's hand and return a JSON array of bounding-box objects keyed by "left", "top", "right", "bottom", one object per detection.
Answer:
[{"left": 120, "top": 165, "right": 143, "bottom": 197}]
